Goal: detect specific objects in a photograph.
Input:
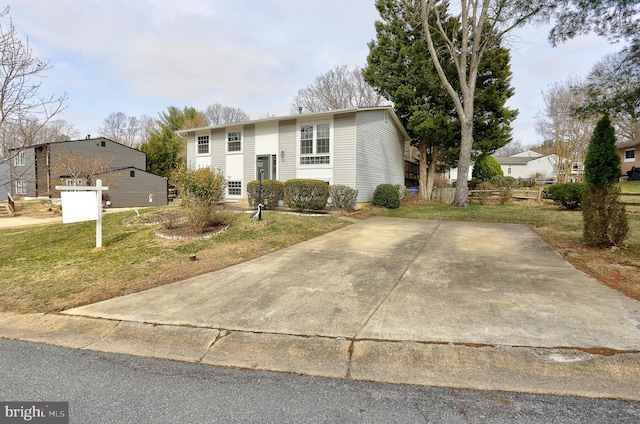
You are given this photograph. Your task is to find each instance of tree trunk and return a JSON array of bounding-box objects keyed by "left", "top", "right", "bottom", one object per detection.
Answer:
[
  {"left": 425, "top": 145, "right": 439, "bottom": 202},
  {"left": 452, "top": 117, "right": 473, "bottom": 207},
  {"left": 418, "top": 139, "right": 429, "bottom": 201}
]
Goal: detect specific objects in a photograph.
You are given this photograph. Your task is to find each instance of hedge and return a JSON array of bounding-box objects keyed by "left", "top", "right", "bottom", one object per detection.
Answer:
[{"left": 284, "top": 179, "right": 329, "bottom": 210}]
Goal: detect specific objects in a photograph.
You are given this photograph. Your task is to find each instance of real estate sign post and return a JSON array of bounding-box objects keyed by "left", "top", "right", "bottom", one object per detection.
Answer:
[{"left": 56, "top": 179, "right": 109, "bottom": 248}]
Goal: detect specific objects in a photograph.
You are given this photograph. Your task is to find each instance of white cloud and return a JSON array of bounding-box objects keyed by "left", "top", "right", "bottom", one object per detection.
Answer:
[{"left": 6, "top": 0, "right": 625, "bottom": 142}]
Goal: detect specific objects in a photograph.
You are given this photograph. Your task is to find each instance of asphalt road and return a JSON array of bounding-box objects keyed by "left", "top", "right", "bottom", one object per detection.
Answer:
[{"left": 1, "top": 339, "right": 638, "bottom": 424}]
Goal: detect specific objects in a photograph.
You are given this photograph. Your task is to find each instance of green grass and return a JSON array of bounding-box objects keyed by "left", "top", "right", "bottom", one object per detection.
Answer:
[
  {"left": 369, "top": 202, "right": 585, "bottom": 231},
  {"left": 0, "top": 208, "right": 349, "bottom": 313}
]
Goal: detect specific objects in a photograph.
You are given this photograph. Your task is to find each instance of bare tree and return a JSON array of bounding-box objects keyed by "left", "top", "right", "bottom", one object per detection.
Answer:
[
  {"left": 0, "top": 6, "right": 67, "bottom": 160},
  {"left": 583, "top": 52, "right": 640, "bottom": 145},
  {"left": 204, "top": 103, "right": 250, "bottom": 125},
  {"left": 536, "top": 78, "right": 597, "bottom": 183},
  {"left": 493, "top": 140, "right": 527, "bottom": 157},
  {"left": 50, "top": 148, "right": 119, "bottom": 192},
  {"left": 99, "top": 112, "right": 141, "bottom": 148},
  {"left": 420, "top": 0, "right": 544, "bottom": 206},
  {"left": 138, "top": 114, "right": 158, "bottom": 146},
  {"left": 291, "top": 65, "right": 388, "bottom": 114}
]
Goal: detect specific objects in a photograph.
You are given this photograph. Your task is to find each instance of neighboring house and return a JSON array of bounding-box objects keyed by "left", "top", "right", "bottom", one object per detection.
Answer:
[
  {"left": 9, "top": 137, "right": 168, "bottom": 207},
  {"left": 176, "top": 106, "right": 410, "bottom": 205},
  {"left": 618, "top": 139, "right": 640, "bottom": 179},
  {"left": 0, "top": 160, "right": 9, "bottom": 200},
  {"left": 446, "top": 150, "right": 560, "bottom": 183},
  {"left": 494, "top": 150, "right": 558, "bottom": 181}
]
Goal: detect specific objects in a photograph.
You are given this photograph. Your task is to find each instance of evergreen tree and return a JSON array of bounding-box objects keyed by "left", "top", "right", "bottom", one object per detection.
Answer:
[
  {"left": 583, "top": 115, "right": 622, "bottom": 187},
  {"left": 365, "top": 0, "right": 517, "bottom": 202},
  {"left": 582, "top": 114, "right": 628, "bottom": 246},
  {"left": 472, "top": 154, "right": 504, "bottom": 181}
]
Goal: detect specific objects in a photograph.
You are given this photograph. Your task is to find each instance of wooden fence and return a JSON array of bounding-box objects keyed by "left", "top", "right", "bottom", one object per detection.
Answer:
[
  {"left": 431, "top": 187, "right": 640, "bottom": 205},
  {"left": 431, "top": 187, "right": 543, "bottom": 203}
]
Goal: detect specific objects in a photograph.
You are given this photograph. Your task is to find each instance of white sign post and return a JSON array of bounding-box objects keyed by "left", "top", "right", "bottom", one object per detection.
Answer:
[{"left": 56, "top": 179, "right": 109, "bottom": 248}]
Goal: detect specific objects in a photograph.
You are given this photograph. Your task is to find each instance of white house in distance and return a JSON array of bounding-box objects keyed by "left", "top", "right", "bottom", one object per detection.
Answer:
[
  {"left": 494, "top": 150, "right": 557, "bottom": 181},
  {"left": 447, "top": 150, "right": 558, "bottom": 182},
  {"left": 176, "top": 106, "right": 410, "bottom": 206}
]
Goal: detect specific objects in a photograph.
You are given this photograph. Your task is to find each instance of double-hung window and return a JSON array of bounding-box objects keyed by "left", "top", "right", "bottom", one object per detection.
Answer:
[
  {"left": 227, "top": 131, "right": 242, "bottom": 152},
  {"left": 197, "top": 135, "right": 210, "bottom": 155},
  {"left": 14, "top": 151, "right": 25, "bottom": 166},
  {"left": 299, "top": 123, "right": 330, "bottom": 165},
  {"left": 625, "top": 149, "right": 636, "bottom": 162},
  {"left": 14, "top": 180, "right": 26, "bottom": 194}
]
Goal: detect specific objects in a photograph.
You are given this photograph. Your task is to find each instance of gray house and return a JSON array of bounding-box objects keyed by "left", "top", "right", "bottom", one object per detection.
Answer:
[
  {"left": 176, "top": 106, "right": 410, "bottom": 206},
  {"left": 0, "top": 160, "right": 9, "bottom": 201},
  {"left": 9, "top": 137, "right": 168, "bottom": 207}
]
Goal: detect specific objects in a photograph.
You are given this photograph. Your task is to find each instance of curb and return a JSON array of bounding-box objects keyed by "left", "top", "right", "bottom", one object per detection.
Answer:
[{"left": 1, "top": 312, "right": 639, "bottom": 401}]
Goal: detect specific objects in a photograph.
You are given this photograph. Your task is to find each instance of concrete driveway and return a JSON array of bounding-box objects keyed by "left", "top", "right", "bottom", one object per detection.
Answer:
[{"left": 64, "top": 217, "right": 640, "bottom": 351}]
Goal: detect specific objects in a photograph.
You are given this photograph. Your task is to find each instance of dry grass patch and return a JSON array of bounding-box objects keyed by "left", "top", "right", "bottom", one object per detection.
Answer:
[{"left": 0, "top": 208, "right": 349, "bottom": 313}]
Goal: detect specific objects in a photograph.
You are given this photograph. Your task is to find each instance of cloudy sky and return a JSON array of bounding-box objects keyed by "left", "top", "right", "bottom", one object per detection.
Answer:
[{"left": 8, "top": 1, "right": 623, "bottom": 146}]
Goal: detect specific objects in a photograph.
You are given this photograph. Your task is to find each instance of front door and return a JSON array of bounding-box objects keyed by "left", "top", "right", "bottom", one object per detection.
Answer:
[{"left": 256, "top": 155, "right": 270, "bottom": 181}]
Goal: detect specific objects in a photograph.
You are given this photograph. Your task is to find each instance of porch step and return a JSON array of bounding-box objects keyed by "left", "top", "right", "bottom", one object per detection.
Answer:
[{"left": 0, "top": 202, "right": 14, "bottom": 217}]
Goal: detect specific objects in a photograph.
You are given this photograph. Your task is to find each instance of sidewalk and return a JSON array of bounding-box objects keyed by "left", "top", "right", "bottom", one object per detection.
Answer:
[{"left": 2, "top": 217, "right": 640, "bottom": 400}]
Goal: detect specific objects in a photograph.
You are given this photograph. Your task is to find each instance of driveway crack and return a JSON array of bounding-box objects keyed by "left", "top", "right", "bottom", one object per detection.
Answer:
[{"left": 354, "top": 222, "right": 440, "bottom": 339}]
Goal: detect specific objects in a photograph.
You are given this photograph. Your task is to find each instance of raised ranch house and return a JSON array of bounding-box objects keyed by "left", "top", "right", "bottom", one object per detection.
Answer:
[
  {"left": 176, "top": 106, "right": 411, "bottom": 206},
  {"left": 9, "top": 137, "right": 168, "bottom": 207}
]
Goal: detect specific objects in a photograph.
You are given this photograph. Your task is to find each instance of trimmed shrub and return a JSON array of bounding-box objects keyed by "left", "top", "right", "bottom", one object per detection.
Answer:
[
  {"left": 472, "top": 154, "right": 503, "bottom": 181},
  {"left": 247, "top": 180, "right": 284, "bottom": 209},
  {"left": 373, "top": 183, "right": 401, "bottom": 209},
  {"left": 284, "top": 179, "right": 329, "bottom": 210},
  {"left": 547, "top": 183, "right": 587, "bottom": 210},
  {"left": 582, "top": 186, "right": 628, "bottom": 246},
  {"left": 329, "top": 185, "right": 358, "bottom": 211}
]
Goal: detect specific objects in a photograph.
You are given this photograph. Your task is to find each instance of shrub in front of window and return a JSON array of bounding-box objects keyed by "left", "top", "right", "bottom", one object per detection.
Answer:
[
  {"left": 284, "top": 179, "right": 329, "bottom": 210},
  {"left": 373, "top": 183, "right": 401, "bottom": 209},
  {"left": 329, "top": 185, "right": 358, "bottom": 212},
  {"left": 546, "top": 182, "right": 587, "bottom": 210},
  {"left": 247, "top": 180, "right": 284, "bottom": 209}
]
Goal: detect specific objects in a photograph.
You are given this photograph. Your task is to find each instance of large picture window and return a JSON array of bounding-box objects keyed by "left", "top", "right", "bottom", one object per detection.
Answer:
[
  {"left": 227, "top": 131, "right": 242, "bottom": 152},
  {"left": 299, "top": 123, "right": 330, "bottom": 165},
  {"left": 197, "top": 135, "right": 209, "bottom": 155}
]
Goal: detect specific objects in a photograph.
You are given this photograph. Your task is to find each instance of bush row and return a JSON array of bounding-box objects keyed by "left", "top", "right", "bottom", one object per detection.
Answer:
[{"left": 247, "top": 179, "right": 358, "bottom": 212}]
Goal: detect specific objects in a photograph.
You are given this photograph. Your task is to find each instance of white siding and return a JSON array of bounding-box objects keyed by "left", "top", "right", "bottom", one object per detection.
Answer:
[
  {"left": 255, "top": 122, "right": 279, "bottom": 155},
  {"left": 243, "top": 125, "right": 255, "bottom": 184},
  {"left": 278, "top": 120, "right": 297, "bottom": 181},
  {"left": 211, "top": 129, "right": 225, "bottom": 172},
  {"left": 333, "top": 112, "right": 356, "bottom": 188},
  {"left": 355, "top": 110, "right": 405, "bottom": 202}
]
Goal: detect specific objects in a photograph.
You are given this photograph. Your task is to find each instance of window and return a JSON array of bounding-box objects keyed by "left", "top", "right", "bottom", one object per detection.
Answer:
[
  {"left": 228, "top": 180, "right": 242, "bottom": 196},
  {"left": 300, "top": 126, "right": 313, "bottom": 154},
  {"left": 15, "top": 180, "right": 26, "bottom": 194},
  {"left": 299, "top": 123, "right": 330, "bottom": 165},
  {"left": 14, "top": 151, "right": 25, "bottom": 166},
  {"left": 507, "top": 166, "right": 511, "bottom": 175},
  {"left": 625, "top": 149, "right": 636, "bottom": 162},
  {"left": 227, "top": 131, "right": 242, "bottom": 152},
  {"left": 130, "top": 170, "right": 136, "bottom": 178},
  {"left": 197, "top": 135, "right": 209, "bottom": 154},
  {"left": 65, "top": 179, "right": 84, "bottom": 186}
]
